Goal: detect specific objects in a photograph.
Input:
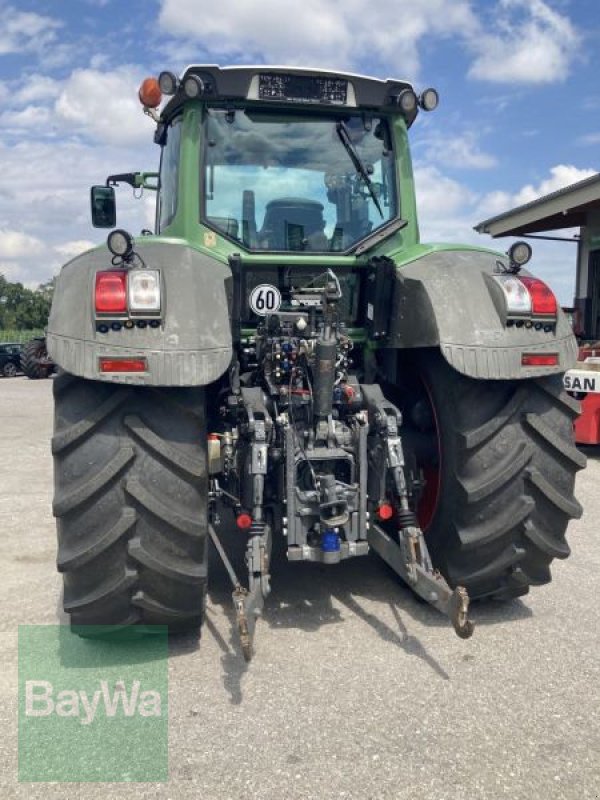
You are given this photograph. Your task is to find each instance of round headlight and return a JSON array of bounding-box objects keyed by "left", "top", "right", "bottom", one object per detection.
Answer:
[
  {"left": 508, "top": 240, "right": 532, "bottom": 267},
  {"left": 420, "top": 88, "right": 439, "bottom": 112},
  {"left": 158, "top": 70, "right": 178, "bottom": 96},
  {"left": 396, "top": 89, "right": 418, "bottom": 114},
  {"left": 107, "top": 229, "right": 134, "bottom": 259},
  {"left": 183, "top": 75, "right": 205, "bottom": 99}
]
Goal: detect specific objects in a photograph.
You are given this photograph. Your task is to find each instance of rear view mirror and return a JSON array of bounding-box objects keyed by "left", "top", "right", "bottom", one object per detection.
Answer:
[{"left": 90, "top": 185, "right": 116, "bottom": 228}]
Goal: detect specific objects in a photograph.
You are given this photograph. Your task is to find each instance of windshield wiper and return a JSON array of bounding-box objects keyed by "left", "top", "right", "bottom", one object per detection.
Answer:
[{"left": 336, "top": 120, "right": 384, "bottom": 219}]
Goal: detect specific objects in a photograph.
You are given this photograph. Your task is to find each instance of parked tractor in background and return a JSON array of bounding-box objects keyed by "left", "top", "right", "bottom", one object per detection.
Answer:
[
  {"left": 46, "top": 66, "right": 584, "bottom": 659},
  {"left": 21, "top": 337, "right": 55, "bottom": 379}
]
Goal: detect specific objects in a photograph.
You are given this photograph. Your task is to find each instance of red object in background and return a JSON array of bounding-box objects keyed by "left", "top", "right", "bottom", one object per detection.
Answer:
[
  {"left": 574, "top": 393, "right": 600, "bottom": 444},
  {"left": 578, "top": 344, "right": 600, "bottom": 360}
]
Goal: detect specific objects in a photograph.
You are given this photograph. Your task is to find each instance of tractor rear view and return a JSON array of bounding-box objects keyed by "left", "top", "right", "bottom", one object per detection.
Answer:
[{"left": 47, "top": 66, "right": 584, "bottom": 659}]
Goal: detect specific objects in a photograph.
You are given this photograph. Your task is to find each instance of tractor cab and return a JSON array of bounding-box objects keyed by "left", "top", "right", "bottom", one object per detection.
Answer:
[{"left": 92, "top": 66, "right": 440, "bottom": 261}]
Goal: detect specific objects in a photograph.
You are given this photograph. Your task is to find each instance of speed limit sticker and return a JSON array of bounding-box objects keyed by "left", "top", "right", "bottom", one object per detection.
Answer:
[{"left": 249, "top": 284, "right": 281, "bottom": 315}]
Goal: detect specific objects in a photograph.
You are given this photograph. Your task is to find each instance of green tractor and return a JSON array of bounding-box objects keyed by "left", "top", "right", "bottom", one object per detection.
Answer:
[{"left": 48, "top": 66, "right": 584, "bottom": 659}]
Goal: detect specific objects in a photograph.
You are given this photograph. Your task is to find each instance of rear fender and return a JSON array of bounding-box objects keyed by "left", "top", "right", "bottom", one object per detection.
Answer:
[
  {"left": 388, "top": 249, "right": 577, "bottom": 379},
  {"left": 47, "top": 240, "right": 232, "bottom": 386}
]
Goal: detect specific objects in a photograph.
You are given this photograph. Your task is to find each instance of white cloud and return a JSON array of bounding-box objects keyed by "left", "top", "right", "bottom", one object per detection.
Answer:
[
  {"left": 417, "top": 130, "right": 497, "bottom": 170},
  {"left": 158, "top": 0, "right": 578, "bottom": 86},
  {"left": 468, "top": 0, "right": 580, "bottom": 84},
  {"left": 12, "top": 75, "right": 62, "bottom": 106},
  {"left": 412, "top": 163, "right": 595, "bottom": 304},
  {"left": 514, "top": 164, "right": 597, "bottom": 203},
  {"left": 0, "top": 5, "right": 61, "bottom": 57},
  {"left": 0, "top": 134, "right": 156, "bottom": 286},
  {"left": 54, "top": 240, "right": 96, "bottom": 260},
  {"left": 0, "top": 68, "right": 152, "bottom": 146},
  {"left": 414, "top": 164, "right": 476, "bottom": 220},
  {"left": 474, "top": 165, "right": 598, "bottom": 304},
  {"left": 0, "top": 105, "right": 52, "bottom": 129},
  {"left": 482, "top": 165, "right": 597, "bottom": 215},
  {"left": 158, "top": 0, "right": 477, "bottom": 78},
  {"left": 0, "top": 230, "right": 44, "bottom": 259},
  {"left": 55, "top": 67, "right": 151, "bottom": 146}
]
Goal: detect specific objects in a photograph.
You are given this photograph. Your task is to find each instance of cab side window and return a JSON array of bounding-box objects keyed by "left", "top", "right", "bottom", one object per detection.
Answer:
[{"left": 157, "top": 118, "right": 182, "bottom": 232}]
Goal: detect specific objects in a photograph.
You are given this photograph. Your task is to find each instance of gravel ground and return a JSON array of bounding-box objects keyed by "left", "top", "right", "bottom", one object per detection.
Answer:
[{"left": 0, "top": 375, "right": 599, "bottom": 799}]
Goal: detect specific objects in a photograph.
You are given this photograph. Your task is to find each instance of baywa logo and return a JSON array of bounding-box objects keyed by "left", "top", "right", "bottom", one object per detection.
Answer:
[
  {"left": 25, "top": 679, "right": 162, "bottom": 726},
  {"left": 19, "top": 625, "right": 169, "bottom": 782}
]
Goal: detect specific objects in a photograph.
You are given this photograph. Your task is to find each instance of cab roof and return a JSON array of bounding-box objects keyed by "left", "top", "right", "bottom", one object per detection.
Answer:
[{"left": 161, "top": 64, "right": 419, "bottom": 126}]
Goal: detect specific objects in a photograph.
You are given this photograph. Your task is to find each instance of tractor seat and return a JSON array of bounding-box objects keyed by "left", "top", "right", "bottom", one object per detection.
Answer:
[{"left": 258, "top": 198, "right": 328, "bottom": 251}]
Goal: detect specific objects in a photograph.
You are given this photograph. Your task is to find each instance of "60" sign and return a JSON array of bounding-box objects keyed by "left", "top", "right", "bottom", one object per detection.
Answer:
[{"left": 249, "top": 284, "right": 281, "bottom": 315}]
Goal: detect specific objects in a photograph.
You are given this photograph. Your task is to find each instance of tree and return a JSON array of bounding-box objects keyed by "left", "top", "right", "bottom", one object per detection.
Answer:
[{"left": 0, "top": 273, "right": 55, "bottom": 330}]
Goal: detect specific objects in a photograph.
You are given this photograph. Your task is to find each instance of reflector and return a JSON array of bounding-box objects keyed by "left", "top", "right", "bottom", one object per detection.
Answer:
[
  {"left": 376, "top": 502, "right": 394, "bottom": 521},
  {"left": 99, "top": 357, "right": 147, "bottom": 373},
  {"left": 236, "top": 513, "right": 253, "bottom": 530},
  {"left": 521, "top": 353, "right": 559, "bottom": 367}
]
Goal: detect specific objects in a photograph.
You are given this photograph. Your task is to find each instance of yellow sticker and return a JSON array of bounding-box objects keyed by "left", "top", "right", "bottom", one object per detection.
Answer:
[{"left": 204, "top": 231, "right": 217, "bottom": 247}]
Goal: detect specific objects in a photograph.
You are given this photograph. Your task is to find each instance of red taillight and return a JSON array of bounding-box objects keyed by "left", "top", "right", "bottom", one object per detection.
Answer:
[
  {"left": 376, "top": 502, "right": 394, "bottom": 521},
  {"left": 518, "top": 277, "right": 557, "bottom": 316},
  {"left": 236, "top": 513, "right": 253, "bottom": 530},
  {"left": 99, "top": 357, "right": 147, "bottom": 373},
  {"left": 521, "top": 353, "right": 559, "bottom": 367},
  {"left": 95, "top": 271, "right": 127, "bottom": 313}
]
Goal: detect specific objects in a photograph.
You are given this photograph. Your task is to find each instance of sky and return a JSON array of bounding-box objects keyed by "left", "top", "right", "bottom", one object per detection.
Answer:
[{"left": 0, "top": 0, "right": 599, "bottom": 303}]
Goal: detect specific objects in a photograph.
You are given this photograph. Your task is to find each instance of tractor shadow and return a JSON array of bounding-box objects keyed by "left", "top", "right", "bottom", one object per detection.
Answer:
[
  {"left": 578, "top": 444, "right": 600, "bottom": 461},
  {"left": 203, "top": 533, "right": 532, "bottom": 703}
]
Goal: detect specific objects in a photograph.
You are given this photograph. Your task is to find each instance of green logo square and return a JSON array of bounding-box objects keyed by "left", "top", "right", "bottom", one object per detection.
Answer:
[{"left": 18, "top": 625, "right": 168, "bottom": 782}]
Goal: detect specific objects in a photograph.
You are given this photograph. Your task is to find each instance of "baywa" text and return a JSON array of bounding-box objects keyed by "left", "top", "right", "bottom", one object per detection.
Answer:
[{"left": 24, "top": 680, "right": 162, "bottom": 725}]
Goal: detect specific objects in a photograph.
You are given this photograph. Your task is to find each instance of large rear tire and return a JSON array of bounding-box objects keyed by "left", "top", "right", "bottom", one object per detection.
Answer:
[
  {"left": 401, "top": 352, "right": 585, "bottom": 601},
  {"left": 52, "top": 373, "right": 208, "bottom": 633}
]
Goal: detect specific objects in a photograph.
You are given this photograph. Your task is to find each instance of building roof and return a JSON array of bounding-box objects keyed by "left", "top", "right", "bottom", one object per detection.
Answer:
[{"left": 475, "top": 172, "right": 600, "bottom": 238}]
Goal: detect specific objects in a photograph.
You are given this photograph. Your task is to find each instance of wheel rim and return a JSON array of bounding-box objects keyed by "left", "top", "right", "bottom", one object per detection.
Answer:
[{"left": 4, "top": 363, "right": 17, "bottom": 377}]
